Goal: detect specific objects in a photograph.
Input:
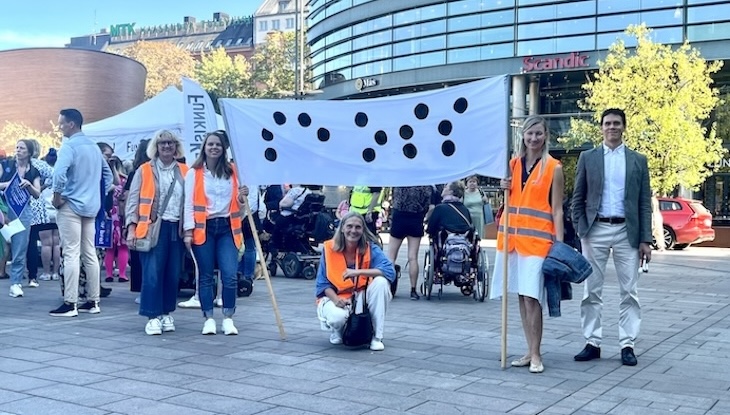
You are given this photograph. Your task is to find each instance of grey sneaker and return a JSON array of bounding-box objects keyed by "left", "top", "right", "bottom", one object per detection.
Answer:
[{"left": 161, "top": 315, "right": 175, "bottom": 332}]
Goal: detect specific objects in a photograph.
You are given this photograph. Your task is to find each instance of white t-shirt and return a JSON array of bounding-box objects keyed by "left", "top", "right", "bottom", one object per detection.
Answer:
[{"left": 280, "top": 187, "right": 311, "bottom": 217}]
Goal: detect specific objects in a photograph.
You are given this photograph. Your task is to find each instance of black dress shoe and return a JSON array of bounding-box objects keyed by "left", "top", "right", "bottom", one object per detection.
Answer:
[
  {"left": 621, "top": 347, "right": 638, "bottom": 366},
  {"left": 574, "top": 344, "right": 601, "bottom": 361}
]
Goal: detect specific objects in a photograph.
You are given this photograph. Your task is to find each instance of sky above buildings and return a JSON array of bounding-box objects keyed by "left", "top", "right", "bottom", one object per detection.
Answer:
[{"left": 0, "top": 0, "right": 259, "bottom": 50}]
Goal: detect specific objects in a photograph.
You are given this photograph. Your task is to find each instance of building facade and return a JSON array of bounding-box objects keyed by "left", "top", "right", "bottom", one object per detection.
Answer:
[
  {"left": 255, "top": 0, "right": 301, "bottom": 45},
  {"left": 68, "top": 13, "right": 255, "bottom": 60},
  {"left": 0, "top": 48, "right": 146, "bottom": 133},
  {"left": 306, "top": 0, "right": 730, "bottom": 223}
]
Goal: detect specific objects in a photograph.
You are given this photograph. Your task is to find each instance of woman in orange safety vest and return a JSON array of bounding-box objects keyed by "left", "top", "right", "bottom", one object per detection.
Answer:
[
  {"left": 125, "top": 130, "right": 187, "bottom": 336},
  {"left": 183, "top": 130, "right": 248, "bottom": 336},
  {"left": 490, "top": 115, "right": 564, "bottom": 374},
  {"left": 315, "top": 211, "right": 395, "bottom": 351}
]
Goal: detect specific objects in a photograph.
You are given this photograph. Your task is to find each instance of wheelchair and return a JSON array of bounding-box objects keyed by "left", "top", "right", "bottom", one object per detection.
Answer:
[
  {"left": 262, "top": 193, "right": 335, "bottom": 279},
  {"left": 420, "top": 229, "right": 489, "bottom": 301}
]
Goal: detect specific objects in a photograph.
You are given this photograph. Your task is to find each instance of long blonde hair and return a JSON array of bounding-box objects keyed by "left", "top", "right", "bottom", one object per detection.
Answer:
[
  {"left": 517, "top": 115, "right": 550, "bottom": 179},
  {"left": 332, "top": 212, "right": 380, "bottom": 254}
]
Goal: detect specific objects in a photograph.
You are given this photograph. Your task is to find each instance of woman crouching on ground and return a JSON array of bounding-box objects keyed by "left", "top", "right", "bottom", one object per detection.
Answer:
[{"left": 315, "top": 211, "right": 395, "bottom": 351}]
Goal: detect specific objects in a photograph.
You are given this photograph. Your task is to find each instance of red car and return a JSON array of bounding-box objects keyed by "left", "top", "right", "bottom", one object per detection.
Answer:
[{"left": 657, "top": 197, "right": 715, "bottom": 250}]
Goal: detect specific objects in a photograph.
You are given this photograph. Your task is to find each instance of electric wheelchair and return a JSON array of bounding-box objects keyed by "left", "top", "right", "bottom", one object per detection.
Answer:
[
  {"left": 263, "top": 192, "right": 335, "bottom": 279},
  {"left": 420, "top": 229, "right": 489, "bottom": 301}
]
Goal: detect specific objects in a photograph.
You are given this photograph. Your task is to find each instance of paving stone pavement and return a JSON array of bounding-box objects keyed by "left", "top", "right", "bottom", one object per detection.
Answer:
[{"left": 1, "top": 240, "right": 729, "bottom": 415}]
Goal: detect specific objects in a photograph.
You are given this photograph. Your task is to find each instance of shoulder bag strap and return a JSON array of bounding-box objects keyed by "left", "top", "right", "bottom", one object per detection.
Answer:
[
  {"left": 153, "top": 164, "right": 178, "bottom": 220},
  {"left": 448, "top": 203, "right": 471, "bottom": 227}
]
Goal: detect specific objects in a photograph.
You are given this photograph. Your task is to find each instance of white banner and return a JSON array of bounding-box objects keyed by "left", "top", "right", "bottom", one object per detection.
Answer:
[
  {"left": 221, "top": 76, "right": 509, "bottom": 186},
  {"left": 183, "top": 77, "right": 219, "bottom": 162}
]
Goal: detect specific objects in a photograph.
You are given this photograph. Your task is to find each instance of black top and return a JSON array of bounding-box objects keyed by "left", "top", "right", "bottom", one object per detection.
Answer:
[
  {"left": 521, "top": 156, "right": 540, "bottom": 190},
  {"left": 264, "top": 185, "right": 285, "bottom": 211},
  {"left": 426, "top": 201, "right": 473, "bottom": 239},
  {"left": 1, "top": 159, "right": 40, "bottom": 185}
]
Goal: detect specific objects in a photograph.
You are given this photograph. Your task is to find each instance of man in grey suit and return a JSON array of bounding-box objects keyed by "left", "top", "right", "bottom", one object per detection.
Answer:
[{"left": 571, "top": 108, "right": 652, "bottom": 366}]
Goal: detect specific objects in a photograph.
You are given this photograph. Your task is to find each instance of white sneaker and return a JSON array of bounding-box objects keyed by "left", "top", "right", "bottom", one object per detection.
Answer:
[
  {"left": 38, "top": 273, "right": 52, "bottom": 281},
  {"left": 370, "top": 338, "right": 385, "bottom": 351},
  {"left": 202, "top": 318, "right": 217, "bottom": 335},
  {"left": 28, "top": 279, "right": 40, "bottom": 288},
  {"left": 145, "top": 318, "right": 162, "bottom": 335},
  {"left": 161, "top": 315, "right": 175, "bottom": 332},
  {"left": 221, "top": 318, "right": 238, "bottom": 335},
  {"left": 51, "top": 273, "right": 60, "bottom": 281},
  {"left": 9, "top": 284, "right": 23, "bottom": 298},
  {"left": 329, "top": 331, "right": 343, "bottom": 345},
  {"left": 215, "top": 298, "right": 223, "bottom": 308},
  {"left": 178, "top": 296, "right": 201, "bottom": 308},
  {"left": 134, "top": 296, "right": 140, "bottom": 304}
]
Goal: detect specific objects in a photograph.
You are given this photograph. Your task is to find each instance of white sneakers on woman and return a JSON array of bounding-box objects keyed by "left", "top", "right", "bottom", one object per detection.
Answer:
[{"left": 201, "top": 318, "right": 238, "bottom": 335}]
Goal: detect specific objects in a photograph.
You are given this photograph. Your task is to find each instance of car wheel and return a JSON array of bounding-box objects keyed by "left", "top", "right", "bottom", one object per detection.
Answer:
[
  {"left": 674, "top": 243, "right": 690, "bottom": 250},
  {"left": 663, "top": 226, "right": 676, "bottom": 250}
]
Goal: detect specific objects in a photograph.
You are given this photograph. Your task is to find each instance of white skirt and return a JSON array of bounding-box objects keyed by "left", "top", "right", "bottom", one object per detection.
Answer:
[{"left": 489, "top": 250, "right": 546, "bottom": 306}]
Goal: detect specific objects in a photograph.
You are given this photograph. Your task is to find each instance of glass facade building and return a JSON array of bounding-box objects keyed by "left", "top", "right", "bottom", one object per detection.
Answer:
[{"left": 306, "top": 0, "right": 730, "bottom": 225}]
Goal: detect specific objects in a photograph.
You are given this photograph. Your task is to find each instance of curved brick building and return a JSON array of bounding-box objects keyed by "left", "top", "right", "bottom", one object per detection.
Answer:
[{"left": 0, "top": 48, "right": 146, "bottom": 132}]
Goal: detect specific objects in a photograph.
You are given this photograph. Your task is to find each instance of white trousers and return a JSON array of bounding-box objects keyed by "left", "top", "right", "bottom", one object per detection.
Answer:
[
  {"left": 580, "top": 222, "right": 641, "bottom": 348},
  {"left": 317, "top": 276, "right": 392, "bottom": 339}
]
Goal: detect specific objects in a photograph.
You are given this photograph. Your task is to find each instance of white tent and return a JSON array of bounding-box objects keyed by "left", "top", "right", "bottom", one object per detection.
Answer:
[{"left": 84, "top": 85, "right": 222, "bottom": 162}]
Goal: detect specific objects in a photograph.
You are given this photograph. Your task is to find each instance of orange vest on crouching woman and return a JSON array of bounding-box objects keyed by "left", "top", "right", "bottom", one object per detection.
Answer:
[
  {"left": 191, "top": 167, "right": 243, "bottom": 249},
  {"left": 322, "top": 239, "right": 371, "bottom": 301},
  {"left": 497, "top": 156, "right": 560, "bottom": 258},
  {"left": 135, "top": 161, "right": 189, "bottom": 239}
]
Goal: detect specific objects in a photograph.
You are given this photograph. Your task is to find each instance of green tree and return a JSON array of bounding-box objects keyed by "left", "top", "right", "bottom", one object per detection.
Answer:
[
  {"left": 119, "top": 41, "right": 197, "bottom": 99},
  {"left": 195, "top": 47, "right": 256, "bottom": 104},
  {"left": 251, "top": 31, "right": 296, "bottom": 98},
  {"left": 560, "top": 24, "right": 725, "bottom": 195},
  {"left": 0, "top": 121, "right": 62, "bottom": 156}
]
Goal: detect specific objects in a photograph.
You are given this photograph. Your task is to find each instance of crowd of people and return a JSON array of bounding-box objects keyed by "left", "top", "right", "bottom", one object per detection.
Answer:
[{"left": 2, "top": 108, "right": 657, "bottom": 371}]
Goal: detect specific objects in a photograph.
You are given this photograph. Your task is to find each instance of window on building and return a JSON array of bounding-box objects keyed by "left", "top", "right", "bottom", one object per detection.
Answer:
[
  {"left": 272, "top": 19, "right": 281, "bottom": 30},
  {"left": 236, "top": 38, "right": 243, "bottom": 45},
  {"left": 225, "top": 39, "right": 233, "bottom": 46},
  {"left": 286, "top": 18, "right": 295, "bottom": 29},
  {"left": 688, "top": 21, "right": 730, "bottom": 42},
  {"left": 259, "top": 20, "right": 268, "bottom": 31}
]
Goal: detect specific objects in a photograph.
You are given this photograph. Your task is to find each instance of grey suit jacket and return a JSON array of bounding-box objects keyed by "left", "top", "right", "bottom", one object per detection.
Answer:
[{"left": 571, "top": 145, "right": 652, "bottom": 248}]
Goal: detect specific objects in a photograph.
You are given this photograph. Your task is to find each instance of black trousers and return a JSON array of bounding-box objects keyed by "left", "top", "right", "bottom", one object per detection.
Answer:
[{"left": 26, "top": 223, "right": 58, "bottom": 280}]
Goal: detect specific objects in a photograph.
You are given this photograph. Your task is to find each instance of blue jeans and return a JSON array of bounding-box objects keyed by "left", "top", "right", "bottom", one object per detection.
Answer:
[
  {"left": 193, "top": 217, "right": 238, "bottom": 318},
  {"left": 9, "top": 207, "right": 32, "bottom": 285},
  {"left": 139, "top": 221, "right": 183, "bottom": 318},
  {"left": 237, "top": 214, "right": 260, "bottom": 281}
]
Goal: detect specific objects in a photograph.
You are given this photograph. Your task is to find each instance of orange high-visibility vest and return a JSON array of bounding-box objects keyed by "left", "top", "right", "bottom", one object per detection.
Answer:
[
  {"left": 322, "top": 239, "right": 371, "bottom": 301},
  {"left": 191, "top": 167, "right": 243, "bottom": 249},
  {"left": 135, "top": 161, "right": 189, "bottom": 238},
  {"left": 497, "top": 156, "right": 560, "bottom": 258}
]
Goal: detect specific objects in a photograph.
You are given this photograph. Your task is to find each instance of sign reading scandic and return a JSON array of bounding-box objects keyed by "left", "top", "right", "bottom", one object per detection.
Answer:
[{"left": 523, "top": 52, "right": 590, "bottom": 72}]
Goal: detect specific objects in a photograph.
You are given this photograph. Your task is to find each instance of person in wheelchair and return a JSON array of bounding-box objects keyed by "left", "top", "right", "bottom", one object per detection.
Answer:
[
  {"left": 426, "top": 181, "right": 474, "bottom": 285},
  {"left": 270, "top": 184, "right": 311, "bottom": 252}
]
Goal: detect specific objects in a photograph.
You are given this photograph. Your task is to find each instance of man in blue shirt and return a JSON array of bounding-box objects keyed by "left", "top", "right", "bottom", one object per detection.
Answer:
[{"left": 50, "top": 109, "right": 113, "bottom": 317}]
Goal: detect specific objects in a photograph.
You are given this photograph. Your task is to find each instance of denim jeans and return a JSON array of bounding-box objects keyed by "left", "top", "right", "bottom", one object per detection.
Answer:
[
  {"left": 139, "top": 220, "right": 183, "bottom": 318},
  {"left": 193, "top": 217, "right": 238, "bottom": 318},
  {"left": 9, "top": 207, "right": 32, "bottom": 285},
  {"left": 237, "top": 214, "right": 260, "bottom": 281}
]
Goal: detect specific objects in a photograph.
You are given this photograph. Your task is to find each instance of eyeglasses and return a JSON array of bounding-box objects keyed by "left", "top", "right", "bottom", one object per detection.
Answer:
[{"left": 158, "top": 141, "right": 177, "bottom": 147}]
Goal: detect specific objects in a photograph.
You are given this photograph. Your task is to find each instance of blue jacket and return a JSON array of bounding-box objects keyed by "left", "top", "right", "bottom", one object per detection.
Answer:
[
  {"left": 315, "top": 242, "right": 395, "bottom": 298},
  {"left": 543, "top": 240, "right": 592, "bottom": 317}
]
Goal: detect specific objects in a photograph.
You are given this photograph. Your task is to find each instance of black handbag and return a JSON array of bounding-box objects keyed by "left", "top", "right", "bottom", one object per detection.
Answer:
[{"left": 342, "top": 273, "right": 373, "bottom": 347}]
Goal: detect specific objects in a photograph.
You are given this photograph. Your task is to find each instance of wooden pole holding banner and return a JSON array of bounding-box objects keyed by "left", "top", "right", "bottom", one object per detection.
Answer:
[
  {"left": 240, "top": 195, "right": 287, "bottom": 340},
  {"left": 500, "top": 190, "right": 510, "bottom": 369}
]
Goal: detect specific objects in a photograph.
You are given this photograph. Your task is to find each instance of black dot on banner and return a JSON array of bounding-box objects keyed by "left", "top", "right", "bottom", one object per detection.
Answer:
[
  {"left": 273, "top": 112, "right": 287, "bottom": 125},
  {"left": 442, "top": 140, "right": 456, "bottom": 156},
  {"left": 355, "top": 112, "right": 369, "bottom": 127},
  {"left": 399, "top": 125, "right": 414, "bottom": 140},
  {"left": 317, "top": 128, "right": 330, "bottom": 142},
  {"left": 414, "top": 103, "right": 429, "bottom": 120},
  {"left": 403, "top": 143, "right": 417, "bottom": 159},
  {"left": 453, "top": 98, "right": 468, "bottom": 114},
  {"left": 298, "top": 113, "right": 312, "bottom": 127},
  {"left": 262, "top": 129, "right": 274, "bottom": 141},
  {"left": 362, "top": 148, "right": 376, "bottom": 162},
  {"left": 265, "top": 148, "right": 277, "bottom": 161},
  {"left": 438, "top": 120, "right": 453, "bottom": 136},
  {"left": 374, "top": 130, "right": 388, "bottom": 145}
]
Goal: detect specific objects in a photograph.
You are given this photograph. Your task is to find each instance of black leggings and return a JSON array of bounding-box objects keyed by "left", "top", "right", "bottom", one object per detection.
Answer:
[{"left": 26, "top": 223, "right": 58, "bottom": 280}]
